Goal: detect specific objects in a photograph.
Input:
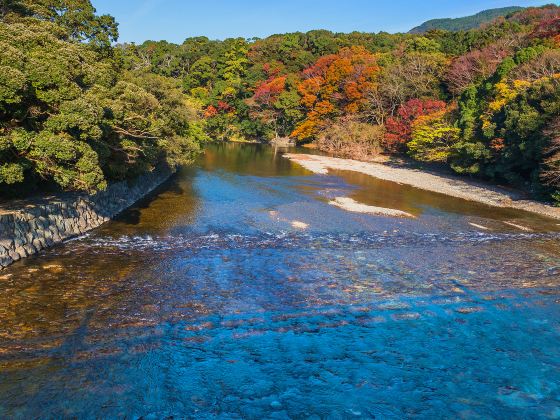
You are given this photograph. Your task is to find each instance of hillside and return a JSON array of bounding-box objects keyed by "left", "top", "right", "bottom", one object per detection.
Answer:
[
  {"left": 409, "top": 6, "right": 524, "bottom": 33},
  {"left": 100, "top": 4, "right": 560, "bottom": 203}
]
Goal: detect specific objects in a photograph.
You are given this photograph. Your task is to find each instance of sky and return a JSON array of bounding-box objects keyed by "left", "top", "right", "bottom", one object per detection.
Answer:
[{"left": 92, "top": 0, "right": 556, "bottom": 44}]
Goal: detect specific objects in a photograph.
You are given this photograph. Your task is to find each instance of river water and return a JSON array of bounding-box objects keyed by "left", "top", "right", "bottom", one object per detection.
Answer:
[{"left": 1, "top": 143, "right": 560, "bottom": 418}]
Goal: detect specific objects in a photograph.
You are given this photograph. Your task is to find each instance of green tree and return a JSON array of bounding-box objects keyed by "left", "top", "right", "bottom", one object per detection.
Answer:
[
  {"left": 0, "top": 4, "right": 204, "bottom": 195},
  {"left": 408, "top": 110, "right": 461, "bottom": 162},
  {"left": 1, "top": 0, "right": 118, "bottom": 47}
]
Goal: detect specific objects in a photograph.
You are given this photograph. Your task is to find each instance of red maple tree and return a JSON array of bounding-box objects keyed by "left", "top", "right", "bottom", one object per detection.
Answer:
[{"left": 384, "top": 98, "right": 447, "bottom": 152}]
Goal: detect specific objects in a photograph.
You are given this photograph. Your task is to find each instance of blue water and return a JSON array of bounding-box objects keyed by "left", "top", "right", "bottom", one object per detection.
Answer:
[{"left": 0, "top": 144, "right": 559, "bottom": 418}]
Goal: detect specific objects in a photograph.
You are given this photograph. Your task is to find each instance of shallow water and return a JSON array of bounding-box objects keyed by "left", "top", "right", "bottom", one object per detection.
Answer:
[{"left": 1, "top": 143, "right": 560, "bottom": 418}]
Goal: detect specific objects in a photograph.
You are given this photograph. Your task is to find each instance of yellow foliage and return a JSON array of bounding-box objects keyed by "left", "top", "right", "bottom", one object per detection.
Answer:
[
  {"left": 220, "top": 86, "right": 237, "bottom": 98},
  {"left": 408, "top": 110, "right": 460, "bottom": 162},
  {"left": 512, "top": 80, "right": 531, "bottom": 89},
  {"left": 482, "top": 78, "right": 532, "bottom": 126}
]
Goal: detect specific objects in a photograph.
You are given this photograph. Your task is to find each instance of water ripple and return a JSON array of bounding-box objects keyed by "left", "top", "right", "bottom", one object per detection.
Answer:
[{"left": 69, "top": 230, "right": 560, "bottom": 253}]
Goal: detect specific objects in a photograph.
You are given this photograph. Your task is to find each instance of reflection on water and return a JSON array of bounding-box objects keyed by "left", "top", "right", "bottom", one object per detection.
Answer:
[
  {"left": 0, "top": 143, "right": 559, "bottom": 418},
  {"left": 321, "top": 169, "right": 560, "bottom": 231}
]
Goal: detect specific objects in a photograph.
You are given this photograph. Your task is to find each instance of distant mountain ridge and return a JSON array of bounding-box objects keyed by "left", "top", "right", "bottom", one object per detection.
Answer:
[{"left": 409, "top": 6, "right": 525, "bottom": 33}]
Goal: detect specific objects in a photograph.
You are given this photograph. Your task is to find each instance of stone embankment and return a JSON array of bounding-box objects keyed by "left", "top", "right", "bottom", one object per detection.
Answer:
[{"left": 0, "top": 167, "right": 173, "bottom": 269}]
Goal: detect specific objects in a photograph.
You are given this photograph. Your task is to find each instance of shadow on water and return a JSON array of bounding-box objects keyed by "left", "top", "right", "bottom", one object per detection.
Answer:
[
  {"left": 110, "top": 176, "right": 184, "bottom": 227},
  {"left": 100, "top": 166, "right": 201, "bottom": 235},
  {"left": 0, "top": 143, "right": 559, "bottom": 418}
]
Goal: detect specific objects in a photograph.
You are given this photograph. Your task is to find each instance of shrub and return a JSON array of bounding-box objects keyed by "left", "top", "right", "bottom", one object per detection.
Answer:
[
  {"left": 316, "top": 118, "right": 384, "bottom": 160},
  {"left": 408, "top": 110, "right": 460, "bottom": 162}
]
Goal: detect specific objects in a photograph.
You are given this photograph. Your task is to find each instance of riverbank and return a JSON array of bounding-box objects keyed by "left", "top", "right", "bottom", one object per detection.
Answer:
[
  {"left": 0, "top": 167, "right": 174, "bottom": 270},
  {"left": 284, "top": 153, "right": 560, "bottom": 220}
]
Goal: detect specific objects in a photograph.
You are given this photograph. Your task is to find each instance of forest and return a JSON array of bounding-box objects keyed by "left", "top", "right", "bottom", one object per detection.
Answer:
[
  {"left": 409, "top": 6, "right": 524, "bottom": 33},
  {"left": 1, "top": 1, "right": 560, "bottom": 203},
  {"left": 0, "top": 0, "right": 207, "bottom": 196}
]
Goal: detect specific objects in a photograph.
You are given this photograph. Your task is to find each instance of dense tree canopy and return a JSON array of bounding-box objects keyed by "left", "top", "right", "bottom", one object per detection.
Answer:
[
  {"left": 2, "top": 2, "right": 560, "bottom": 203},
  {"left": 0, "top": 0, "right": 205, "bottom": 195},
  {"left": 1, "top": 0, "right": 118, "bottom": 47}
]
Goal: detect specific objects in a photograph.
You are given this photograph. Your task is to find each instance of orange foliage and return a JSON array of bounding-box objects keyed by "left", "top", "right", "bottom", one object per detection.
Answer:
[
  {"left": 490, "top": 138, "right": 505, "bottom": 152},
  {"left": 204, "top": 105, "right": 218, "bottom": 118},
  {"left": 204, "top": 101, "right": 234, "bottom": 118},
  {"left": 315, "top": 100, "right": 336, "bottom": 115},
  {"left": 253, "top": 76, "right": 286, "bottom": 106},
  {"left": 292, "top": 46, "right": 379, "bottom": 140}
]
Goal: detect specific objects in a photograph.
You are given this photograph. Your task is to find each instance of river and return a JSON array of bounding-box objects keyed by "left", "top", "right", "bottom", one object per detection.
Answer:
[{"left": 1, "top": 143, "right": 559, "bottom": 418}]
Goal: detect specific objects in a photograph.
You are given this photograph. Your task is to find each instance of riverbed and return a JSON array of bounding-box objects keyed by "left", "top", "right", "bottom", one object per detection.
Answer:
[{"left": 0, "top": 143, "right": 559, "bottom": 418}]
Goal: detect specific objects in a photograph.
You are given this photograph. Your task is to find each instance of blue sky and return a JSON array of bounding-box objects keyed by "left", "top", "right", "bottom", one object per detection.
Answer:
[{"left": 92, "top": 0, "right": 556, "bottom": 44}]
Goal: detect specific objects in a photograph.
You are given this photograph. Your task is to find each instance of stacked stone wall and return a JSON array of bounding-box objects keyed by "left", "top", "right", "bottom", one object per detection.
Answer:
[{"left": 0, "top": 168, "right": 173, "bottom": 269}]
